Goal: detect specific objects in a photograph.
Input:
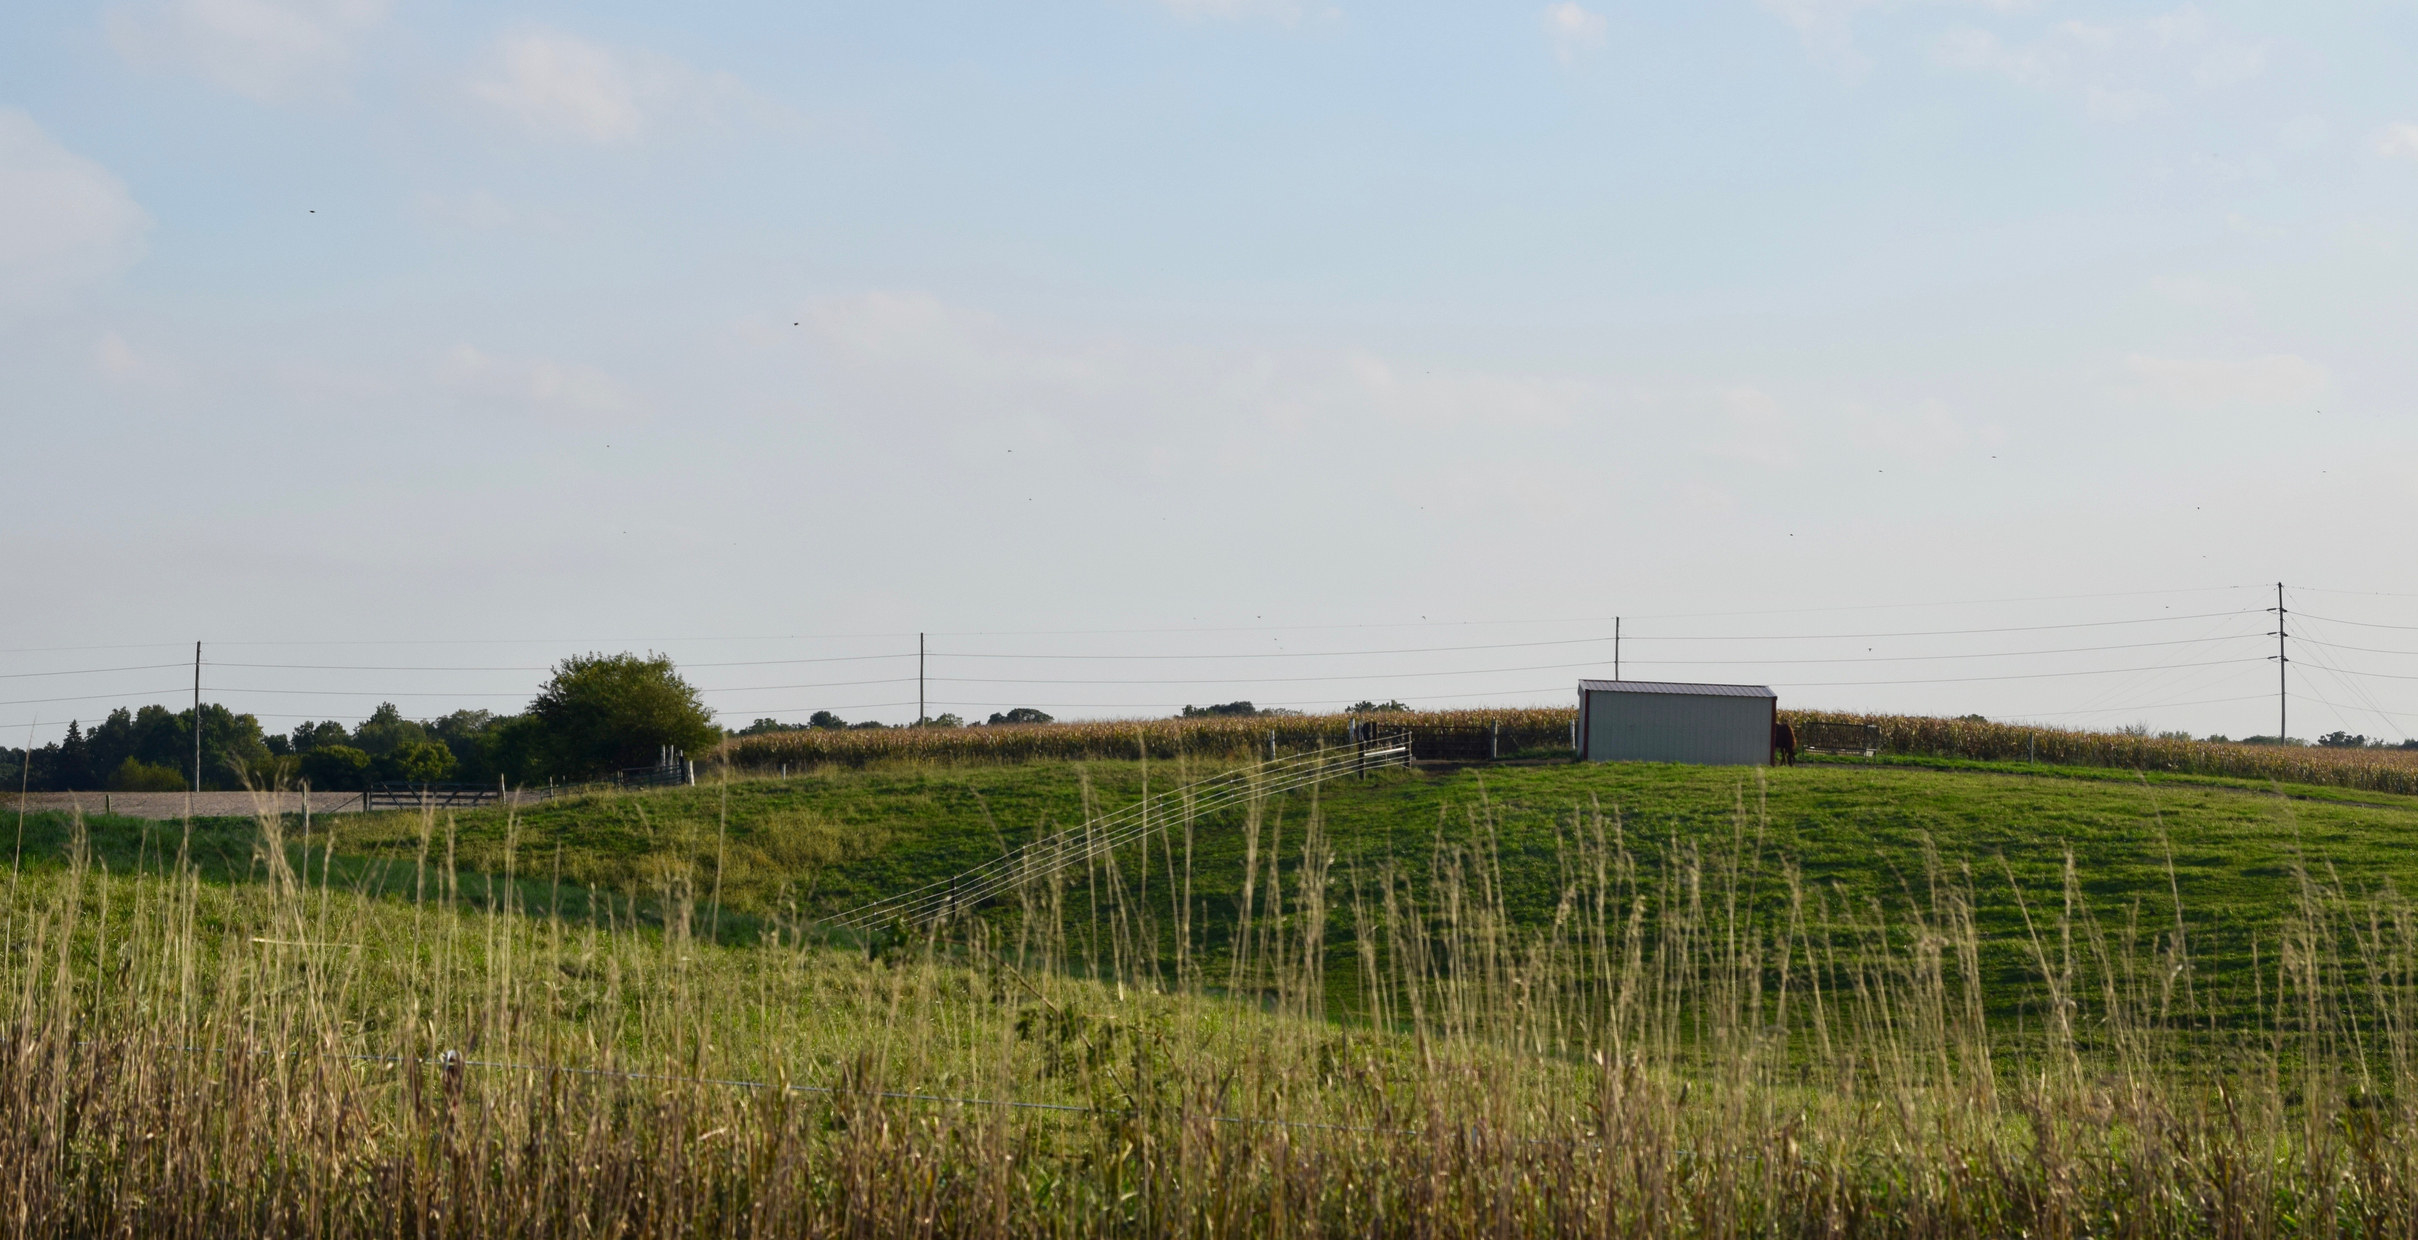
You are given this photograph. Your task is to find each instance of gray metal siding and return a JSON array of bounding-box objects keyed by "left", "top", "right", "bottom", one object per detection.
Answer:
[{"left": 1582, "top": 689, "right": 1772, "bottom": 765}]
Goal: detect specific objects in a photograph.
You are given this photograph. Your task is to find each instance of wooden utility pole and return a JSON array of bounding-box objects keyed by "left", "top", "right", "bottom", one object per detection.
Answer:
[
  {"left": 191, "top": 641, "right": 202, "bottom": 795},
  {"left": 2271, "top": 582, "right": 2288, "bottom": 741},
  {"left": 1614, "top": 617, "right": 1621, "bottom": 680},
  {"left": 918, "top": 632, "right": 926, "bottom": 725}
]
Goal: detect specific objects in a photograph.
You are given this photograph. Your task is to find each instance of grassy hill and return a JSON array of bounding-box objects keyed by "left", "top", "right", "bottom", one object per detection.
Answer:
[
  {"left": 23, "top": 751, "right": 2418, "bottom": 1025},
  {"left": 16, "top": 753, "right": 2418, "bottom": 1234}
]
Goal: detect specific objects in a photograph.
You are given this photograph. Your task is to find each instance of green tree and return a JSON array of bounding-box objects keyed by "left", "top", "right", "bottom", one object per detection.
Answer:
[
  {"left": 986, "top": 708, "right": 1054, "bottom": 725},
  {"left": 380, "top": 739, "right": 460, "bottom": 784},
  {"left": 290, "top": 720, "right": 352, "bottom": 752},
  {"left": 353, "top": 703, "right": 429, "bottom": 757},
  {"left": 525, "top": 653, "right": 718, "bottom": 780},
  {"left": 300, "top": 745, "right": 373, "bottom": 791}
]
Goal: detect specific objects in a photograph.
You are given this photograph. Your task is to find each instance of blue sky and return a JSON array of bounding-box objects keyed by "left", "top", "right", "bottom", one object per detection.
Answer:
[{"left": 5, "top": 0, "right": 2416, "bottom": 742}]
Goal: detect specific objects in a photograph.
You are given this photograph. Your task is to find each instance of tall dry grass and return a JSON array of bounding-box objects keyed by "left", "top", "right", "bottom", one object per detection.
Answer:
[{"left": 8, "top": 774, "right": 2418, "bottom": 1236}]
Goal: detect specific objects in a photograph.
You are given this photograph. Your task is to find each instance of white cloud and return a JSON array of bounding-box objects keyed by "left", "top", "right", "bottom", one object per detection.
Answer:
[
  {"left": 2125, "top": 353, "right": 2328, "bottom": 407},
  {"left": 2377, "top": 124, "right": 2418, "bottom": 160},
  {"left": 468, "top": 27, "right": 743, "bottom": 144},
  {"left": 1541, "top": 3, "right": 1607, "bottom": 63},
  {"left": 412, "top": 189, "right": 562, "bottom": 233},
  {"left": 106, "top": 0, "right": 386, "bottom": 102},
  {"left": 784, "top": 290, "right": 1603, "bottom": 445},
  {"left": 1933, "top": 7, "right": 2265, "bottom": 118},
  {"left": 1154, "top": 0, "right": 1312, "bottom": 23},
  {"left": 0, "top": 110, "right": 150, "bottom": 316},
  {"left": 441, "top": 345, "right": 643, "bottom": 423},
  {"left": 1760, "top": 0, "right": 1883, "bottom": 76},
  {"left": 2149, "top": 274, "right": 2252, "bottom": 313}
]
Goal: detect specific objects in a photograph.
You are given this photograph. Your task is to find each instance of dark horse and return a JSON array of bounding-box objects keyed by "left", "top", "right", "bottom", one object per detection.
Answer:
[{"left": 1771, "top": 720, "right": 1797, "bottom": 766}]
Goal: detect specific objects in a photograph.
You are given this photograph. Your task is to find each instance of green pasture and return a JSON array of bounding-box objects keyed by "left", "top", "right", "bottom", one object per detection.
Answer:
[{"left": 14, "top": 753, "right": 2416, "bottom": 1025}]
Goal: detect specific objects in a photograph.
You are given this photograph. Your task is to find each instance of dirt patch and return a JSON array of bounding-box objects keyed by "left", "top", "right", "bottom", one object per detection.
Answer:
[{"left": 5, "top": 790, "right": 364, "bottom": 820}]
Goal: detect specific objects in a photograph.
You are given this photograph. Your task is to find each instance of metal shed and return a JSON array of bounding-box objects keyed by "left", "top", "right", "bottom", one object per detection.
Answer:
[{"left": 1576, "top": 680, "right": 1777, "bottom": 766}]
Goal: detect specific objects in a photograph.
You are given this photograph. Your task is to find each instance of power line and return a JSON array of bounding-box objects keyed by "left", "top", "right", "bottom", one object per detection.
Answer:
[
  {"left": 86, "top": 621, "right": 2260, "bottom": 676},
  {"left": 2285, "top": 611, "right": 2418, "bottom": 633},
  {"left": 0, "top": 663, "right": 191, "bottom": 680},
  {"left": 0, "top": 687, "right": 191, "bottom": 708},
  {"left": 2, "top": 584, "right": 2272, "bottom": 655}
]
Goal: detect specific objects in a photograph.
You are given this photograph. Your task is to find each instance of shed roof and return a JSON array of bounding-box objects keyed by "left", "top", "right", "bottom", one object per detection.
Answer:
[{"left": 1577, "top": 679, "right": 1776, "bottom": 699}]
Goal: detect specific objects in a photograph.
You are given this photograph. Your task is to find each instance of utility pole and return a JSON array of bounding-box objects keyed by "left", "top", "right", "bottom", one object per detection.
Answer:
[
  {"left": 2270, "top": 583, "right": 2287, "bottom": 742},
  {"left": 1614, "top": 617, "right": 1621, "bottom": 681},
  {"left": 918, "top": 632, "right": 926, "bottom": 726},
  {"left": 191, "top": 641, "right": 202, "bottom": 797}
]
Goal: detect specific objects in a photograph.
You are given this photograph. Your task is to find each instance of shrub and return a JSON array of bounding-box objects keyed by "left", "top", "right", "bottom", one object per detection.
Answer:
[{"left": 106, "top": 757, "right": 186, "bottom": 792}]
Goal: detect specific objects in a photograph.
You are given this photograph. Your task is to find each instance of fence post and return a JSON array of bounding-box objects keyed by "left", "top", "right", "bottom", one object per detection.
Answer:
[{"left": 1491, "top": 722, "right": 1499, "bottom": 760}]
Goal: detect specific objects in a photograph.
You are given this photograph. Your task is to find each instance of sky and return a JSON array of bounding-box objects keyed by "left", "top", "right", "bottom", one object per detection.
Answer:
[{"left": 3, "top": 0, "right": 2416, "bottom": 744}]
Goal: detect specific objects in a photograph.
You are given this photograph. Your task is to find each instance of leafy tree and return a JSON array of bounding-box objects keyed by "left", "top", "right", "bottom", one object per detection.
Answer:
[
  {"left": 2317, "top": 731, "right": 2371, "bottom": 749},
  {"left": 525, "top": 653, "right": 718, "bottom": 781},
  {"left": 809, "top": 711, "right": 848, "bottom": 730},
  {"left": 1348, "top": 700, "right": 1409, "bottom": 714},
  {"left": 353, "top": 703, "right": 430, "bottom": 757},
  {"left": 380, "top": 739, "right": 460, "bottom": 784},
  {"left": 1182, "top": 702, "right": 1261, "bottom": 718},
  {"left": 57, "top": 722, "right": 92, "bottom": 789},
  {"left": 300, "top": 745, "right": 373, "bottom": 791},
  {"left": 423, "top": 709, "right": 508, "bottom": 783},
  {"left": 986, "top": 708, "right": 1054, "bottom": 725},
  {"left": 735, "top": 718, "right": 803, "bottom": 736},
  {"left": 290, "top": 720, "right": 352, "bottom": 753}
]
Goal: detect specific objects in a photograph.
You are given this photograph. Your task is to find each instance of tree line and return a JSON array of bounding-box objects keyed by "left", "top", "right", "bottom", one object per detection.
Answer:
[{"left": 1, "top": 653, "right": 721, "bottom": 794}]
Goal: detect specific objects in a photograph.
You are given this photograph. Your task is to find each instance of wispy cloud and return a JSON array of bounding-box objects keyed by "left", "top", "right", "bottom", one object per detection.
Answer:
[
  {"left": 467, "top": 27, "right": 746, "bottom": 144},
  {"left": 1541, "top": 3, "right": 1608, "bottom": 63},
  {"left": 1152, "top": 0, "right": 1317, "bottom": 24},
  {"left": 2377, "top": 123, "right": 2418, "bottom": 160},
  {"left": 0, "top": 109, "right": 150, "bottom": 317},
  {"left": 2125, "top": 353, "right": 2327, "bottom": 407},
  {"left": 440, "top": 345, "right": 645, "bottom": 423},
  {"left": 1758, "top": 0, "right": 1885, "bottom": 76},
  {"left": 106, "top": 0, "right": 387, "bottom": 102},
  {"left": 1933, "top": 7, "right": 2266, "bottom": 119}
]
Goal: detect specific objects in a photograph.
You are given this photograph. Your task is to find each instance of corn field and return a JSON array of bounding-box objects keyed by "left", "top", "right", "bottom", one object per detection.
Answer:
[
  {"left": 719, "top": 703, "right": 2418, "bottom": 798},
  {"left": 718, "top": 707, "right": 1578, "bottom": 769},
  {"left": 1786, "top": 709, "right": 2418, "bottom": 796}
]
